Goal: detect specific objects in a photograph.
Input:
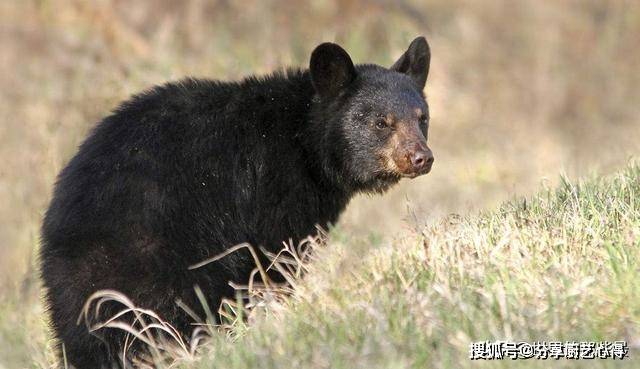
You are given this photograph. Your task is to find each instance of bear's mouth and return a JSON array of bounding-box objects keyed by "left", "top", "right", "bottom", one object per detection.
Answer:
[
  {"left": 402, "top": 167, "right": 431, "bottom": 178},
  {"left": 376, "top": 162, "right": 432, "bottom": 180}
]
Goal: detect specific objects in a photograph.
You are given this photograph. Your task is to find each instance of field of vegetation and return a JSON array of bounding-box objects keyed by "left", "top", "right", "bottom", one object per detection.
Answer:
[
  {"left": 1, "top": 1, "right": 639, "bottom": 368},
  {"left": 179, "top": 161, "right": 640, "bottom": 369}
]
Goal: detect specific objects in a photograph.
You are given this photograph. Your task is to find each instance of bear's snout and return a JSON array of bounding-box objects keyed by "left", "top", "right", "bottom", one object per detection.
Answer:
[
  {"left": 386, "top": 123, "right": 433, "bottom": 178},
  {"left": 409, "top": 146, "right": 434, "bottom": 175}
]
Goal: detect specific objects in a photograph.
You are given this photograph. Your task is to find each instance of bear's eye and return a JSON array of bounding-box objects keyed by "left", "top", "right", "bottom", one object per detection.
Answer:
[
  {"left": 419, "top": 115, "right": 429, "bottom": 127},
  {"left": 375, "top": 119, "right": 388, "bottom": 130}
]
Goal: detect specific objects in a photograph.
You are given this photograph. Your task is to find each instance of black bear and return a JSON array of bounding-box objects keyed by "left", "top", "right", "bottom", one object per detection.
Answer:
[{"left": 40, "top": 36, "right": 434, "bottom": 368}]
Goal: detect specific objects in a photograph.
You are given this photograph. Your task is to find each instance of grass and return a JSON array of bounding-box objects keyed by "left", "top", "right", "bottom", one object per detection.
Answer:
[{"left": 115, "top": 161, "right": 640, "bottom": 369}]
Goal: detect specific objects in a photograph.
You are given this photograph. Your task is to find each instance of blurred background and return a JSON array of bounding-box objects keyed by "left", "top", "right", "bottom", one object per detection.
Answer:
[{"left": 0, "top": 0, "right": 639, "bottom": 366}]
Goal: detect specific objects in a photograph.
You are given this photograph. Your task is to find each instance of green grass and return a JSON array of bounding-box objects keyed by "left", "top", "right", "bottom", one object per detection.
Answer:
[
  {"left": 3, "top": 158, "right": 639, "bottom": 369},
  {"left": 160, "top": 162, "right": 640, "bottom": 369},
  {"left": 3, "top": 161, "right": 640, "bottom": 369}
]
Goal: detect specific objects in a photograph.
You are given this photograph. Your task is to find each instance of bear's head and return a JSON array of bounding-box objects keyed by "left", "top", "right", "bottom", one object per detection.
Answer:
[{"left": 309, "top": 37, "right": 433, "bottom": 193}]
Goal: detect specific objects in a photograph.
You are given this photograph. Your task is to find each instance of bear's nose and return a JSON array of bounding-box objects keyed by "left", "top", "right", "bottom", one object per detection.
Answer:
[{"left": 410, "top": 149, "right": 434, "bottom": 172}]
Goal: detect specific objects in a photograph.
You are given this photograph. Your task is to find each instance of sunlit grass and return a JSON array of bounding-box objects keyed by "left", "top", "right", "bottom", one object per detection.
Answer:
[
  {"left": 3, "top": 160, "right": 639, "bottom": 369},
  {"left": 163, "top": 162, "right": 638, "bottom": 369}
]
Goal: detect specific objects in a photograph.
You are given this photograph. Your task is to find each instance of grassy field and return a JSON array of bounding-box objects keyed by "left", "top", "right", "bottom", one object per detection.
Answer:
[
  {"left": 154, "top": 161, "right": 639, "bottom": 369},
  {"left": 116, "top": 161, "right": 640, "bottom": 368},
  {"left": 1, "top": 1, "right": 640, "bottom": 368}
]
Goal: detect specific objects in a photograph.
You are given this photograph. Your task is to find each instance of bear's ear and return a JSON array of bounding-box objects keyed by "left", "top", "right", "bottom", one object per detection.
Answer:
[
  {"left": 391, "top": 36, "right": 430, "bottom": 90},
  {"left": 310, "top": 42, "right": 356, "bottom": 99}
]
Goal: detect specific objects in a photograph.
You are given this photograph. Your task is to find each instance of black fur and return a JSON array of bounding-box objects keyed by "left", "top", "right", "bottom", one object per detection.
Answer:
[{"left": 40, "top": 38, "right": 431, "bottom": 368}]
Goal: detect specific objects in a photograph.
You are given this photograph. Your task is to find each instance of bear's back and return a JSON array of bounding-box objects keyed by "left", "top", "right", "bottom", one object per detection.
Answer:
[{"left": 41, "top": 71, "right": 328, "bottom": 265}]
